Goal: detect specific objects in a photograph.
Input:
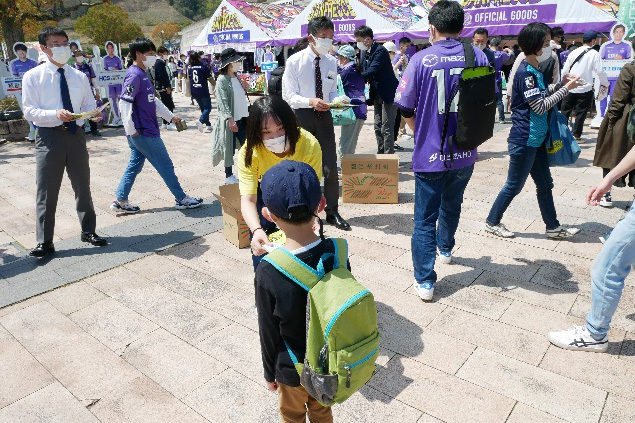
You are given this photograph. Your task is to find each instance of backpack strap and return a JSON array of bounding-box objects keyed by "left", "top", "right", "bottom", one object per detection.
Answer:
[
  {"left": 262, "top": 248, "right": 321, "bottom": 291},
  {"left": 463, "top": 42, "right": 476, "bottom": 68},
  {"left": 332, "top": 238, "right": 348, "bottom": 270}
]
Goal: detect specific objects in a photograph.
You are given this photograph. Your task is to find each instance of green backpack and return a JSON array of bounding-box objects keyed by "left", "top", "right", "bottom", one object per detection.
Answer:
[{"left": 262, "top": 238, "right": 380, "bottom": 406}]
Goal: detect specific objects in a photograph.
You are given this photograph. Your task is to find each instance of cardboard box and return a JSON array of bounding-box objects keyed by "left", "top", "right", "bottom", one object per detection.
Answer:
[
  {"left": 341, "top": 154, "right": 399, "bottom": 204},
  {"left": 213, "top": 184, "right": 250, "bottom": 248}
]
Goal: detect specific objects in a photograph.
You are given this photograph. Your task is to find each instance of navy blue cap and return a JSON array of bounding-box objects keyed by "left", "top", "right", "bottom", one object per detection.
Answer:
[
  {"left": 261, "top": 161, "right": 321, "bottom": 220},
  {"left": 583, "top": 30, "right": 599, "bottom": 42}
]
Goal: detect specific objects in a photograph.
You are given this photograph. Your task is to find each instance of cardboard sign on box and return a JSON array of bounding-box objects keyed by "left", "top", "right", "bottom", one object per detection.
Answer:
[
  {"left": 213, "top": 184, "right": 250, "bottom": 248},
  {"left": 341, "top": 154, "right": 399, "bottom": 204}
]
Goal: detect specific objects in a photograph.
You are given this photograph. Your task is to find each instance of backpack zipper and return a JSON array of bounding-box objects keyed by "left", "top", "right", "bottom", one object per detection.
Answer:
[
  {"left": 324, "top": 290, "right": 371, "bottom": 344},
  {"left": 344, "top": 346, "right": 379, "bottom": 389}
]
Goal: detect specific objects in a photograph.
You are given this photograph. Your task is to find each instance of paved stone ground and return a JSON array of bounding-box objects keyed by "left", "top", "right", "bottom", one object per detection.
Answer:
[{"left": 0, "top": 93, "right": 634, "bottom": 423}]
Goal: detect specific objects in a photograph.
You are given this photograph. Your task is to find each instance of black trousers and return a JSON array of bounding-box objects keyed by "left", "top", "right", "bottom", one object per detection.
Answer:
[
  {"left": 294, "top": 108, "right": 339, "bottom": 214},
  {"left": 159, "top": 90, "right": 175, "bottom": 125},
  {"left": 561, "top": 91, "right": 594, "bottom": 138}
]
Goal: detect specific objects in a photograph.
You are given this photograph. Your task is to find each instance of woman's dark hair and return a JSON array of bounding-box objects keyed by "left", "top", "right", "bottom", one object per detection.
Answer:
[
  {"left": 354, "top": 25, "right": 373, "bottom": 40},
  {"left": 428, "top": 1, "right": 464, "bottom": 34},
  {"left": 244, "top": 96, "right": 301, "bottom": 168},
  {"left": 126, "top": 38, "right": 157, "bottom": 67},
  {"left": 188, "top": 52, "right": 201, "bottom": 66},
  {"left": 38, "top": 26, "right": 68, "bottom": 46},
  {"left": 518, "top": 22, "right": 551, "bottom": 56},
  {"left": 169, "top": 56, "right": 175, "bottom": 62},
  {"left": 307, "top": 16, "right": 334, "bottom": 37}
]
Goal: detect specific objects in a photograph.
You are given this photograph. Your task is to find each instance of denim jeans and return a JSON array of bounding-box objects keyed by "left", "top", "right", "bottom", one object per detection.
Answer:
[
  {"left": 116, "top": 134, "right": 186, "bottom": 202},
  {"left": 496, "top": 80, "right": 505, "bottom": 121},
  {"left": 194, "top": 96, "right": 212, "bottom": 126},
  {"left": 586, "top": 202, "right": 635, "bottom": 338},
  {"left": 412, "top": 165, "right": 474, "bottom": 284},
  {"left": 487, "top": 142, "right": 560, "bottom": 230}
]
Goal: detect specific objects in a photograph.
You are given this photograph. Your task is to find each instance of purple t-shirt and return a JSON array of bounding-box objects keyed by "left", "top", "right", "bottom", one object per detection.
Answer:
[
  {"left": 493, "top": 51, "right": 513, "bottom": 85},
  {"left": 601, "top": 42, "right": 632, "bottom": 61},
  {"left": 73, "top": 63, "right": 96, "bottom": 87},
  {"left": 396, "top": 38, "right": 489, "bottom": 172},
  {"left": 103, "top": 55, "right": 123, "bottom": 71},
  {"left": 10, "top": 58, "right": 37, "bottom": 77},
  {"left": 120, "top": 65, "right": 160, "bottom": 137}
]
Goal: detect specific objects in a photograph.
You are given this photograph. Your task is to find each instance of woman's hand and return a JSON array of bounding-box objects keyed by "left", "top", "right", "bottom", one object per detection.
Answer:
[
  {"left": 250, "top": 228, "right": 272, "bottom": 256},
  {"left": 563, "top": 74, "right": 582, "bottom": 90},
  {"left": 228, "top": 118, "right": 238, "bottom": 132}
]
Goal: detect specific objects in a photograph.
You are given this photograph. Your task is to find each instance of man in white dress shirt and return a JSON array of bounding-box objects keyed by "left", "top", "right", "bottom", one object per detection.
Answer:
[
  {"left": 22, "top": 27, "right": 107, "bottom": 258},
  {"left": 282, "top": 16, "right": 351, "bottom": 231}
]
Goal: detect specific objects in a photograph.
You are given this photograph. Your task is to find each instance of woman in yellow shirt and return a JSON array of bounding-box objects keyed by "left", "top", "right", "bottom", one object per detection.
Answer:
[{"left": 238, "top": 95, "right": 323, "bottom": 269}]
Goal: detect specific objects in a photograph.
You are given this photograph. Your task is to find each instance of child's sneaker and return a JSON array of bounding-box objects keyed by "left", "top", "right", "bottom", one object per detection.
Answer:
[
  {"left": 413, "top": 282, "right": 434, "bottom": 301},
  {"left": 548, "top": 325, "right": 608, "bottom": 353},
  {"left": 110, "top": 200, "right": 140, "bottom": 214},
  {"left": 437, "top": 250, "right": 452, "bottom": 265},
  {"left": 175, "top": 196, "right": 203, "bottom": 209},
  {"left": 546, "top": 226, "right": 581, "bottom": 239},
  {"left": 485, "top": 222, "right": 515, "bottom": 238},
  {"left": 599, "top": 193, "right": 613, "bottom": 208}
]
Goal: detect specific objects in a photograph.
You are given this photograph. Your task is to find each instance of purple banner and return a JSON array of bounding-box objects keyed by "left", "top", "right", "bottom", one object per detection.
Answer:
[
  {"left": 208, "top": 30, "right": 250, "bottom": 45},
  {"left": 301, "top": 19, "right": 366, "bottom": 36},
  {"left": 464, "top": 4, "right": 557, "bottom": 28}
]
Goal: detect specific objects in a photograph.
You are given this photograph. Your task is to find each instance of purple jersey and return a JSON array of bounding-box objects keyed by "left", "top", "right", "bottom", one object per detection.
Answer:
[
  {"left": 10, "top": 58, "right": 37, "bottom": 77},
  {"left": 493, "top": 51, "right": 513, "bottom": 85},
  {"left": 601, "top": 42, "right": 632, "bottom": 61},
  {"left": 396, "top": 39, "right": 489, "bottom": 172},
  {"left": 103, "top": 55, "right": 123, "bottom": 71},
  {"left": 73, "top": 63, "right": 96, "bottom": 88},
  {"left": 120, "top": 65, "right": 160, "bottom": 137}
]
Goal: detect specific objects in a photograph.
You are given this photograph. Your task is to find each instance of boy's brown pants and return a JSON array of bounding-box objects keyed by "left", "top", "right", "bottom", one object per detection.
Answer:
[{"left": 278, "top": 383, "right": 333, "bottom": 423}]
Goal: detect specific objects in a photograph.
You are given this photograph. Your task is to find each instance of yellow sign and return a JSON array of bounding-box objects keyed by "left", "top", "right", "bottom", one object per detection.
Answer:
[{"left": 308, "top": 0, "right": 357, "bottom": 20}]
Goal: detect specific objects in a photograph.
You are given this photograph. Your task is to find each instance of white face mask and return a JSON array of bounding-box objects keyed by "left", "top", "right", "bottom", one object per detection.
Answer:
[
  {"left": 537, "top": 45, "right": 552, "bottom": 63},
  {"left": 232, "top": 61, "right": 243, "bottom": 73},
  {"left": 263, "top": 135, "right": 288, "bottom": 154},
  {"left": 142, "top": 54, "right": 157, "bottom": 67},
  {"left": 357, "top": 41, "right": 369, "bottom": 51},
  {"left": 312, "top": 37, "right": 333, "bottom": 56},
  {"left": 75, "top": 56, "right": 85, "bottom": 64},
  {"left": 49, "top": 46, "right": 72, "bottom": 64}
]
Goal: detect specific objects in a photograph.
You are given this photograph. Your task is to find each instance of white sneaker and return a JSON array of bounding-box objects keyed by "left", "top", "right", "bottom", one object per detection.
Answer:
[
  {"left": 206, "top": 125, "right": 212, "bottom": 133},
  {"left": 548, "top": 325, "right": 608, "bottom": 353},
  {"left": 413, "top": 282, "right": 434, "bottom": 301},
  {"left": 485, "top": 222, "right": 515, "bottom": 238},
  {"left": 110, "top": 200, "right": 141, "bottom": 214},
  {"left": 166, "top": 123, "right": 178, "bottom": 131},
  {"left": 175, "top": 195, "right": 203, "bottom": 209},
  {"left": 546, "top": 226, "right": 581, "bottom": 239},
  {"left": 196, "top": 121, "right": 204, "bottom": 133},
  {"left": 225, "top": 175, "right": 239, "bottom": 185},
  {"left": 599, "top": 194, "right": 613, "bottom": 208},
  {"left": 437, "top": 250, "right": 452, "bottom": 265}
]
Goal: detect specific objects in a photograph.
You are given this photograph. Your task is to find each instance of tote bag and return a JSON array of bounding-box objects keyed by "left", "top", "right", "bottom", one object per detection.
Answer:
[
  {"left": 331, "top": 76, "right": 356, "bottom": 126},
  {"left": 547, "top": 107, "right": 581, "bottom": 166}
]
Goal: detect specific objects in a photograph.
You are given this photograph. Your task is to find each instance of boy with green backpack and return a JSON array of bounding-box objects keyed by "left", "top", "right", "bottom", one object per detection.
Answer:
[{"left": 255, "top": 160, "right": 379, "bottom": 422}]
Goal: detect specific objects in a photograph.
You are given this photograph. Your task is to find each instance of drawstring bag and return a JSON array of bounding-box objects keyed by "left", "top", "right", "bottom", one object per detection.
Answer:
[
  {"left": 331, "top": 76, "right": 356, "bottom": 126},
  {"left": 547, "top": 106, "right": 581, "bottom": 166}
]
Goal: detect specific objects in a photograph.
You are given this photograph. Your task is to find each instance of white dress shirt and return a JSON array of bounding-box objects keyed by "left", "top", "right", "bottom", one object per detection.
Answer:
[
  {"left": 562, "top": 47, "right": 608, "bottom": 94},
  {"left": 22, "top": 59, "right": 96, "bottom": 127},
  {"left": 118, "top": 98, "right": 175, "bottom": 137},
  {"left": 282, "top": 47, "right": 337, "bottom": 109}
]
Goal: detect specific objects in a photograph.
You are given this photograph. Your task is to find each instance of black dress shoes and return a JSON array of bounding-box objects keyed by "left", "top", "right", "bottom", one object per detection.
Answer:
[
  {"left": 326, "top": 213, "right": 352, "bottom": 231},
  {"left": 81, "top": 232, "right": 108, "bottom": 246},
  {"left": 30, "top": 241, "right": 55, "bottom": 258}
]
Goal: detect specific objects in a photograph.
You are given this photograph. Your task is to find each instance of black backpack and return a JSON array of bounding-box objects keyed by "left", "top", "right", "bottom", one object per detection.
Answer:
[
  {"left": 441, "top": 43, "right": 496, "bottom": 167},
  {"left": 268, "top": 66, "right": 285, "bottom": 96}
]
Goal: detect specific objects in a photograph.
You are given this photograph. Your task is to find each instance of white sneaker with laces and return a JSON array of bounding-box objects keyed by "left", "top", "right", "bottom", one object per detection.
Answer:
[
  {"left": 206, "top": 125, "right": 212, "bottom": 132},
  {"left": 548, "top": 325, "right": 608, "bottom": 353},
  {"left": 437, "top": 250, "right": 452, "bottom": 265},
  {"left": 485, "top": 222, "right": 515, "bottom": 238},
  {"left": 175, "top": 196, "right": 203, "bottom": 209},
  {"left": 413, "top": 282, "right": 434, "bottom": 301},
  {"left": 110, "top": 200, "right": 141, "bottom": 214},
  {"left": 225, "top": 175, "right": 239, "bottom": 185},
  {"left": 599, "top": 194, "right": 613, "bottom": 208},
  {"left": 196, "top": 121, "right": 204, "bottom": 133},
  {"left": 546, "top": 226, "right": 581, "bottom": 239}
]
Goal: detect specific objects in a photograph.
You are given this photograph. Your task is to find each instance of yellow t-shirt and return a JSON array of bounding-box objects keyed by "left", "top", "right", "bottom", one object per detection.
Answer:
[{"left": 237, "top": 128, "right": 323, "bottom": 195}]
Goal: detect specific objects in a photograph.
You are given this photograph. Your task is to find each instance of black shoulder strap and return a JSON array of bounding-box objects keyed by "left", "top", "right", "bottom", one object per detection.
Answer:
[
  {"left": 463, "top": 43, "right": 476, "bottom": 68},
  {"left": 570, "top": 47, "right": 591, "bottom": 69}
]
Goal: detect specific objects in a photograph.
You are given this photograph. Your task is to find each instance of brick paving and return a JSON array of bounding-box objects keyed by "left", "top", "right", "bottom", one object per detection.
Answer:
[{"left": 0, "top": 93, "right": 633, "bottom": 422}]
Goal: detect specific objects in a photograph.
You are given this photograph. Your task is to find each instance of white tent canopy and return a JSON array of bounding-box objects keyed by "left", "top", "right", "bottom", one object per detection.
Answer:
[
  {"left": 190, "top": 0, "right": 303, "bottom": 53},
  {"left": 408, "top": 0, "right": 617, "bottom": 39},
  {"left": 275, "top": 0, "right": 430, "bottom": 46}
]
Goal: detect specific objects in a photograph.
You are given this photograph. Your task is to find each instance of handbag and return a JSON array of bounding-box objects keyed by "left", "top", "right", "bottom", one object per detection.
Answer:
[
  {"left": 331, "top": 76, "right": 356, "bottom": 126},
  {"left": 547, "top": 107, "right": 581, "bottom": 166}
]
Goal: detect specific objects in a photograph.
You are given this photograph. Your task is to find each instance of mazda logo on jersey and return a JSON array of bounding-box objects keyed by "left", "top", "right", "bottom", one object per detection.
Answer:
[{"left": 421, "top": 54, "right": 439, "bottom": 68}]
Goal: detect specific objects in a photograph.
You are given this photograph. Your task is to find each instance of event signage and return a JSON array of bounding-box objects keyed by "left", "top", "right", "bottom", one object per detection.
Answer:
[
  {"left": 207, "top": 7, "right": 251, "bottom": 45},
  {"left": 1, "top": 77, "right": 22, "bottom": 93},
  {"left": 260, "top": 61, "right": 279, "bottom": 72},
  {"left": 94, "top": 70, "right": 127, "bottom": 88},
  {"left": 464, "top": 4, "right": 556, "bottom": 27},
  {"left": 602, "top": 59, "right": 630, "bottom": 79},
  {"left": 301, "top": 0, "right": 365, "bottom": 35}
]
